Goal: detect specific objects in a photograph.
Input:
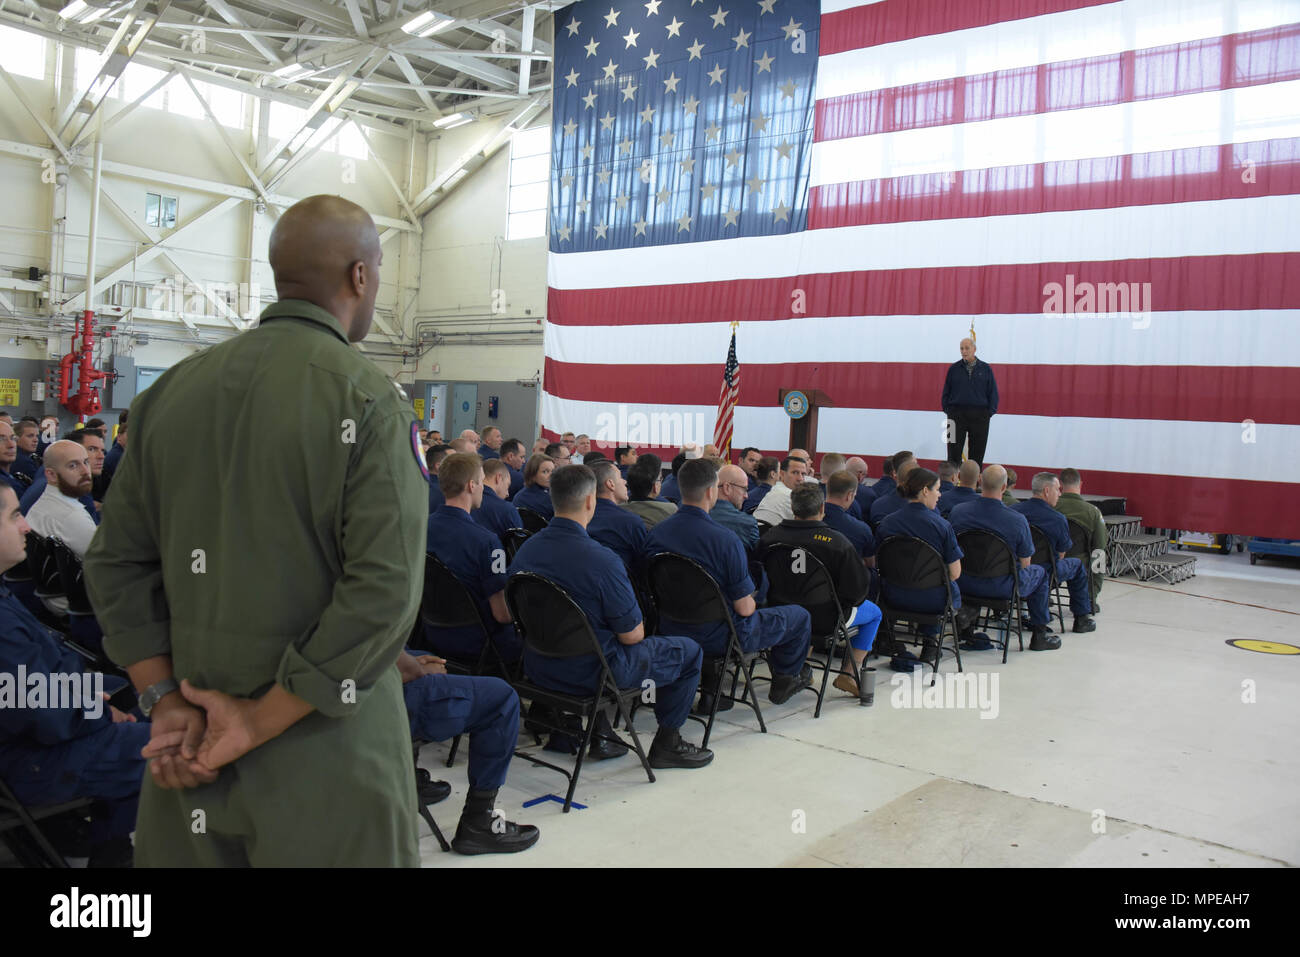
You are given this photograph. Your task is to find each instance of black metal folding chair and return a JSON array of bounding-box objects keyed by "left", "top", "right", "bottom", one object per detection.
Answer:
[
  {"left": 516, "top": 507, "right": 549, "bottom": 534},
  {"left": 875, "top": 535, "right": 963, "bottom": 679},
  {"left": 760, "top": 543, "right": 846, "bottom": 718},
  {"left": 501, "top": 527, "right": 532, "bottom": 563},
  {"left": 1066, "top": 517, "right": 1098, "bottom": 609},
  {"left": 504, "top": 572, "right": 655, "bottom": 813},
  {"left": 1029, "top": 525, "right": 1066, "bottom": 633},
  {"left": 410, "top": 741, "right": 451, "bottom": 853},
  {"left": 0, "top": 773, "right": 91, "bottom": 868},
  {"left": 24, "top": 532, "right": 67, "bottom": 629},
  {"left": 954, "top": 529, "right": 1024, "bottom": 662},
  {"left": 646, "top": 552, "right": 768, "bottom": 748}
]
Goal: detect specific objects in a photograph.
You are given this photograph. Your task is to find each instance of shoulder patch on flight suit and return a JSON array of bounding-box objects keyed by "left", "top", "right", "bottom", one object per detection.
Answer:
[{"left": 410, "top": 422, "right": 430, "bottom": 480}]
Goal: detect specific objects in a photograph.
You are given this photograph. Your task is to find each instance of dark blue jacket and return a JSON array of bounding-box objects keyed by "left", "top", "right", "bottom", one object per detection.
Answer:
[{"left": 941, "top": 358, "right": 999, "bottom": 414}]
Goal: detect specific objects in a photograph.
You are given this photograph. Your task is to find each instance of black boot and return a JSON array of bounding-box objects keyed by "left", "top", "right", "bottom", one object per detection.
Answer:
[
  {"left": 1029, "top": 626, "right": 1061, "bottom": 650},
  {"left": 1072, "top": 616, "right": 1096, "bottom": 633},
  {"left": 415, "top": 766, "right": 452, "bottom": 805},
  {"left": 693, "top": 659, "right": 734, "bottom": 715},
  {"left": 647, "top": 727, "right": 714, "bottom": 769},
  {"left": 451, "top": 788, "right": 540, "bottom": 856},
  {"left": 769, "top": 663, "right": 813, "bottom": 704},
  {"left": 588, "top": 710, "right": 630, "bottom": 761}
]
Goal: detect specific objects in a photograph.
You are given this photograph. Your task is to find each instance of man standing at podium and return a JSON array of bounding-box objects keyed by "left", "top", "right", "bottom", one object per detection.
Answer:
[{"left": 942, "top": 338, "right": 998, "bottom": 466}]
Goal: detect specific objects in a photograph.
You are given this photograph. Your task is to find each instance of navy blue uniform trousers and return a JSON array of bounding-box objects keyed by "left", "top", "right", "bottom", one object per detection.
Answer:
[
  {"left": 403, "top": 667, "right": 518, "bottom": 791},
  {"left": 730, "top": 606, "right": 811, "bottom": 677}
]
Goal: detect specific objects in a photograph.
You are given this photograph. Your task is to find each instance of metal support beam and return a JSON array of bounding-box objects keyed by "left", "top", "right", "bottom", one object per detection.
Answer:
[
  {"left": 177, "top": 66, "right": 274, "bottom": 208},
  {"left": 518, "top": 5, "right": 535, "bottom": 96},
  {"left": 352, "top": 125, "right": 423, "bottom": 232}
]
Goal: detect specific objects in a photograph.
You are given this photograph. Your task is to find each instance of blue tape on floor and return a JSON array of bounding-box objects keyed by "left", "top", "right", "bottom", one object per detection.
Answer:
[{"left": 523, "top": 794, "right": 587, "bottom": 810}]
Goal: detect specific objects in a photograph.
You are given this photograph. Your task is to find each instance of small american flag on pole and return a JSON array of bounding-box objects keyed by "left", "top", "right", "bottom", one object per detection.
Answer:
[{"left": 713, "top": 321, "right": 741, "bottom": 456}]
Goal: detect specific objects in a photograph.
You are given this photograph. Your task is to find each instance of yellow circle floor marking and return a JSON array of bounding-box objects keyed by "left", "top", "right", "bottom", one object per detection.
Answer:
[{"left": 1225, "top": 639, "right": 1300, "bottom": 655}]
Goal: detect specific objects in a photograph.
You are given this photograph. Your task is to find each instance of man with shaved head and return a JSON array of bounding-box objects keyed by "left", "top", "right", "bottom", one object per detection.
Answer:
[
  {"left": 85, "top": 195, "right": 430, "bottom": 867},
  {"left": 942, "top": 337, "right": 999, "bottom": 466},
  {"left": 711, "top": 463, "right": 760, "bottom": 551},
  {"left": 27, "top": 439, "right": 97, "bottom": 560},
  {"left": 845, "top": 456, "right": 875, "bottom": 518}
]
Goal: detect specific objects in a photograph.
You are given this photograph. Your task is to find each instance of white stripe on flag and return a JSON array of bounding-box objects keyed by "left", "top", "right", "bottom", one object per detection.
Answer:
[
  {"left": 810, "top": 80, "right": 1300, "bottom": 187},
  {"left": 815, "top": 0, "right": 1300, "bottom": 100},
  {"left": 548, "top": 193, "right": 1298, "bottom": 288},
  {"left": 541, "top": 393, "right": 1300, "bottom": 482},
  {"left": 544, "top": 311, "right": 1300, "bottom": 368}
]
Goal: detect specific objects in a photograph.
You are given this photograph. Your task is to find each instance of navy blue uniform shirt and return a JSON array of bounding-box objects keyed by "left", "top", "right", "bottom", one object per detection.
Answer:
[
  {"left": 1014, "top": 497, "right": 1073, "bottom": 555},
  {"left": 427, "top": 475, "right": 444, "bottom": 513},
  {"left": 479, "top": 446, "right": 500, "bottom": 460},
  {"left": 659, "top": 472, "right": 681, "bottom": 504},
  {"left": 508, "top": 517, "right": 644, "bottom": 688},
  {"left": 587, "top": 497, "right": 649, "bottom": 574},
  {"left": 512, "top": 483, "right": 554, "bottom": 520},
  {"left": 869, "top": 487, "right": 908, "bottom": 528},
  {"left": 949, "top": 497, "right": 1033, "bottom": 591},
  {"left": 472, "top": 485, "right": 522, "bottom": 539},
  {"left": 506, "top": 464, "right": 525, "bottom": 498},
  {"left": 0, "top": 468, "right": 27, "bottom": 498},
  {"left": 12, "top": 451, "right": 38, "bottom": 480},
  {"left": 103, "top": 441, "right": 124, "bottom": 478},
  {"left": 743, "top": 483, "right": 772, "bottom": 514},
  {"left": 426, "top": 506, "right": 508, "bottom": 648},
  {"left": 644, "top": 504, "right": 754, "bottom": 648},
  {"left": 938, "top": 485, "right": 977, "bottom": 518},
  {"left": 823, "top": 502, "right": 876, "bottom": 557}
]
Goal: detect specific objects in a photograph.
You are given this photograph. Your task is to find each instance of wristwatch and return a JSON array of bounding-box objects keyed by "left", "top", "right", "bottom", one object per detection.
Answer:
[{"left": 138, "top": 677, "right": 181, "bottom": 718}]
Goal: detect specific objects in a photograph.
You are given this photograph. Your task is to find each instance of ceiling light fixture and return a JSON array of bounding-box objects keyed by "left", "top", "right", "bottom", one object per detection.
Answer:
[
  {"left": 432, "top": 112, "right": 471, "bottom": 129},
  {"left": 402, "top": 11, "right": 454, "bottom": 38}
]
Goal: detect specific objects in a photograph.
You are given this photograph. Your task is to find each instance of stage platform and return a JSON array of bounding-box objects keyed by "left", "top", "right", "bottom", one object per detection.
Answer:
[{"left": 1002, "top": 488, "right": 1127, "bottom": 515}]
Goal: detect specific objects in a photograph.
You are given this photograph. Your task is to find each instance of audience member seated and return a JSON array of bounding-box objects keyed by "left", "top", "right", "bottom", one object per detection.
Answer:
[
  {"left": 1014, "top": 472, "right": 1096, "bottom": 633},
  {"left": 1054, "top": 468, "right": 1108, "bottom": 612},
  {"left": 869, "top": 452, "right": 918, "bottom": 530},
  {"left": 513, "top": 454, "right": 556, "bottom": 520},
  {"left": 753, "top": 455, "right": 810, "bottom": 527},
  {"left": 846, "top": 456, "right": 874, "bottom": 519},
  {"left": 508, "top": 464, "right": 713, "bottom": 769},
  {"left": 459, "top": 428, "right": 480, "bottom": 451},
  {"left": 949, "top": 465, "right": 1058, "bottom": 650},
  {"left": 738, "top": 446, "right": 762, "bottom": 491},
  {"left": 12, "top": 419, "right": 42, "bottom": 482},
  {"left": 759, "top": 484, "right": 882, "bottom": 698},
  {"left": 572, "top": 434, "right": 592, "bottom": 464},
  {"left": 21, "top": 430, "right": 103, "bottom": 524},
  {"left": 448, "top": 437, "right": 477, "bottom": 455},
  {"left": 822, "top": 470, "right": 877, "bottom": 567},
  {"left": 425, "top": 454, "right": 521, "bottom": 663},
  {"left": 473, "top": 459, "right": 523, "bottom": 539},
  {"left": 544, "top": 442, "right": 572, "bottom": 468},
  {"left": 531, "top": 437, "right": 550, "bottom": 456},
  {"left": 938, "top": 460, "right": 980, "bottom": 518},
  {"left": 1002, "top": 467, "right": 1019, "bottom": 505},
  {"left": 710, "top": 464, "right": 759, "bottom": 551},
  {"left": 875, "top": 467, "right": 966, "bottom": 669},
  {"left": 426, "top": 445, "right": 450, "bottom": 513},
  {"left": 622, "top": 461, "right": 677, "bottom": 529},
  {"left": 0, "top": 486, "right": 147, "bottom": 866},
  {"left": 586, "top": 459, "right": 648, "bottom": 574},
  {"left": 500, "top": 438, "right": 527, "bottom": 498},
  {"left": 102, "top": 413, "right": 126, "bottom": 482},
  {"left": 659, "top": 452, "right": 688, "bottom": 504},
  {"left": 743, "top": 456, "right": 780, "bottom": 514},
  {"left": 560, "top": 432, "right": 577, "bottom": 455},
  {"left": 0, "top": 421, "right": 30, "bottom": 497},
  {"left": 478, "top": 426, "right": 503, "bottom": 460},
  {"left": 645, "top": 459, "right": 813, "bottom": 708},
  {"left": 615, "top": 445, "right": 638, "bottom": 477},
  {"left": 28, "top": 440, "right": 97, "bottom": 562},
  {"left": 428, "top": 429, "right": 443, "bottom": 445},
  {"left": 937, "top": 461, "right": 958, "bottom": 494},
  {"left": 396, "top": 648, "right": 537, "bottom": 854}
]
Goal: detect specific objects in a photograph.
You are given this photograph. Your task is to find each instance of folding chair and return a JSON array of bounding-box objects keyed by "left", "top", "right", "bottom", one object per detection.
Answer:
[
  {"left": 504, "top": 572, "right": 656, "bottom": 813},
  {"left": 954, "top": 530, "right": 1024, "bottom": 663},
  {"left": 0, "top": 773, "right": 92, "bottom": 868},
  {"left": 1029, "top": 525, "right": 1066, "bottom": 633},
  {"left": 1066, "top": 518, "right": 1097, "bottom": 609},
  {"left": 646, "top": 552, "right": 768, "bottom": 748},
  {"left": 47, "top": 537, "right": 107, "bottom": 654},
  {"left": 875, "top": 536, "right": 963, "bottom": 679},
  {"left": 417, "top": 552, "right": 511, "bottom": 767},
  {"left": 516, "top": 507, "right": 549, "bottom": 535},
  {"left": 760, "top": 543, "right": 846, "bottom": 718},
  {"left": 501, "top": 527, "right": 532, "bottom": 563},
  {"left": 411, "top": 742, "right": 451, "bottom": 853},
  {"left": 24, "top": 532, "right": 68, "bottom": 632}
]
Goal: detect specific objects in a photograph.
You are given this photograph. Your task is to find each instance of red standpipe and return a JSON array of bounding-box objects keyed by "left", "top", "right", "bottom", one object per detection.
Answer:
[{"left": 59, "top": 309, "right": 108, "bottom": 418}]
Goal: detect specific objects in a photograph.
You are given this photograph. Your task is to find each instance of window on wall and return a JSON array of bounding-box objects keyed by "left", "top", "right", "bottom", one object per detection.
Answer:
[
  {"left": 145, "top": 192, "right": 178, "bottom": 229},
  {"left": 507, "top": 126, "right": 550, "bottom": 240},
  {"left": 0, "top": 26, "right": 47, "bottom": 79},
  {"left": 267, "top": 102, "right": 369, "bottom": 159},
  {"left": 72, "top": 49, "right": 245, "bottom": 127}
]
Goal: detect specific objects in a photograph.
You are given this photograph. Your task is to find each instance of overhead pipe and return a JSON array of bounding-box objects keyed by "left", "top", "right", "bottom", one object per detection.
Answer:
[{"left": 57, "top": 140, "right": 110, "bottom": 419}]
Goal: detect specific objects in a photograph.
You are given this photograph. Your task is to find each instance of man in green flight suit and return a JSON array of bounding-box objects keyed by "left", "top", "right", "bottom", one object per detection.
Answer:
[
  {"left": 1053, "top": 468, "right": 1108, "bottom": 613},
  {"left": 84, "top": 195, "right": 426, "bottom": 866}
]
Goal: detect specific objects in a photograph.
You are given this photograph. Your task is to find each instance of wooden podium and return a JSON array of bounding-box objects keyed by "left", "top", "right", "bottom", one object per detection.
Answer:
[{"left": 779, "top": 388, "right": 834, "bottom": 455}]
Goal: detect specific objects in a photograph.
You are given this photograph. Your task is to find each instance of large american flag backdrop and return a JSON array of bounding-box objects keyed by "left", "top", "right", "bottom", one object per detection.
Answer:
[{"left": 542, "top": 0, "right": 1300, "bottom": 538}]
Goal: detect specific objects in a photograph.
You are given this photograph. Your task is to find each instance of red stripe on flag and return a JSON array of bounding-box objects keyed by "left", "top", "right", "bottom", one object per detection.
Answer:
[
  {"left": 819, "top": 0, "right": 1118, "bottom": 58},
  {"left": 815, "top": 25, "right": 1300, "bottom": 143},
  {"left": 543, "top": 358, "right": 1300, "bottom": 426},
  {"left": 546, "top": 253, "right": 1300, "bottom": 326},
  {"left": 809, "top": 142, "right": 1300, "bottom": 229}
]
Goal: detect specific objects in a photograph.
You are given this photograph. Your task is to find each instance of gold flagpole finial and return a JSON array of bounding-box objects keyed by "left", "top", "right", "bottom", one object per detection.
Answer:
[
  {"left": 969, "top": 319, "right": 976, "bottom": 345},
  {"left": 730, "top": 319, "right": 739, "bottom": 331}
]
